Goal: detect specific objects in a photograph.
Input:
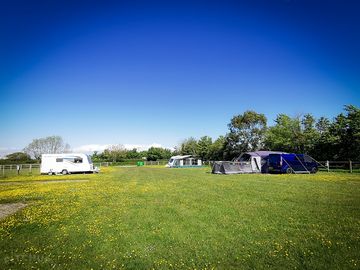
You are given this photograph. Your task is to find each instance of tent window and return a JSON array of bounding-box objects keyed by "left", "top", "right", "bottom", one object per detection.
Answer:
[{"left": 239, "top": 154, "right": 251, "bottom": 162}]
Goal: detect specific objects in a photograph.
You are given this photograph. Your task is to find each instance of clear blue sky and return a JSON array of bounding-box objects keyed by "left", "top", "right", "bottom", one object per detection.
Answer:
[{"left": 1, "top": 0, "right": 359, "bottom": 153}]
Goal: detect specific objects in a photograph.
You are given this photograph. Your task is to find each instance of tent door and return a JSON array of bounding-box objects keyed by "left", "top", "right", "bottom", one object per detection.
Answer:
[{"left": 251, "top": 157, "right": 261, "bottom": 172}]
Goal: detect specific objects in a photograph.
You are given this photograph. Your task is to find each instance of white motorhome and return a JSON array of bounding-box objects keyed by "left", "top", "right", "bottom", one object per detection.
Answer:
[
  {"left": 40, "top": 153, "right": 99, "bottom": 175},
  {"left": 166, "top": 155, "right": 202, "bottom": 168}
]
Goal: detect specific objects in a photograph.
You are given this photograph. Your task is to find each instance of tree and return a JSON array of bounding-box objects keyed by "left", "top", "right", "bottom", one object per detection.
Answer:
[
  {"left": 343, "top": 105, "right": 360, "bottom": 160},
  {"left": 316, "top": 117, "right": 331, "bottom": 135},
  {"left": 179, "top": 137, "right": 198, "bottom": 156},
  {"left": 5, "top": 152, "right": 32, "bottom": 162},
  {"left": 264, "top": 114, "right": 302, "bottom": 153},
  {"left": 226, "top": 111, "right": 267, "bottom": 159},
  {"left": 196, "top": 136, "right": 212, "bottom": 160},
  {"left": 208, "top": 136, "right": 226, "bottom": 160},
  {"left": 23, "top": 136, "right": 70, "bottom": 160},
  {"left": 147, "top": 147, "right": 172, "bottom": 161},
  {"left": 91, "top": 151, "right": 101, "bottom": 162},
  {"left": 106, "top": 144, "right": 127, "bottom": 162},
  {"left": 329, "top": 105, "right": 360, "bottom": 160},
  {"left": 125, "top": 148, "right": 141, "bottom": 159},
  {"left": 301, "top": 114, "right": 319, "bottom": 154},
  {"left": 311, "top": 117, "right": 336, "bottom": 160},
  {"left": 161, "top": 148, "right": 173, "bottom": 160}
]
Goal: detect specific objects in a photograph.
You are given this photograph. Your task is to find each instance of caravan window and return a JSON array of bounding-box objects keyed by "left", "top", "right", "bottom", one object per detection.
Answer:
[
  {"left": 74, "top": 157, "right": 83, "bottom": 163},
  {"left": 56, "top": 158, "right": 63, "bottom": 162},
  {"left": 64, "top": 157, "right": 83, "bottom": 163}
]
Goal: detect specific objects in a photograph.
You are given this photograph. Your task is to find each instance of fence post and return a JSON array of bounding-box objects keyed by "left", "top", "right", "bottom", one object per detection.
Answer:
[
  {"left": 349, "top": 160, "right": 353, "bottom": 173},
  {"left": 29, "top": 164, "right": 32, "bottom": 173},
  {"left": 326, "top": 161, "right": 329, "bottom": 172}
]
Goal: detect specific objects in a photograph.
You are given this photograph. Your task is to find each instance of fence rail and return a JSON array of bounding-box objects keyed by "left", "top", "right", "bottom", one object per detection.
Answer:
[{"left": 317, "top": 161, "right": 360, "bottom": 173}]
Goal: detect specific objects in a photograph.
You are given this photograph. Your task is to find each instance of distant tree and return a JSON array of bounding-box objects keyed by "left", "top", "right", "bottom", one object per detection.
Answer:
[
  {"left": 125, "top": 148, "right": 141, "bottom": 159},
  {"left": 161, "top": 148, "right": 173, "bottom": 160},
  {"left": 196, "top": 136, "right": 213, "bottom": 160},
  {"left": 316, "top": 117, "right": 331, "bottom": 135},
  {"left": 226, "top": 111, "right": 267, "bottom": 159},
  {"left": 179, "top": 137, "right": 198, "bottom": 156},
  {"left": 301, "top": 114, "right": 319, "bottom": 154},
  {"left": 208, "top": 136, "right": 226, "bottom": 160},
  {"left": 172, "top": 147, "right": 180, "bottom": 156},
  {"left": 146, "top": 147, "right": 172, "bottom": 161},
  {"left": 23, "top": 136, "right": 70, "bottom": 160},
  {"left": 264, "top": 114, "right": 302, "bottom": 153},
  {"left": 310, "top": 117, "right": 336, "bottom": 160},
  {"left": 329, "top": 105, "right": 360, "bottom": 160},
  {"left": 138, "top": 151, "right": 148, "bottom": 159},
  {"left": 343, "top": 105, "right": 360, "bottom": 160},
  {"left": 264, "top": 106, "right": 360, "bottom": 160},
  {"left": 5, "top": 152, "right": 32, "bottom": 162},
  {"left": 106, "top": 144, "right": 127, "bottom": 162},
  {"left": 91, "top": 151, "right": 101, "bottom": 162}
]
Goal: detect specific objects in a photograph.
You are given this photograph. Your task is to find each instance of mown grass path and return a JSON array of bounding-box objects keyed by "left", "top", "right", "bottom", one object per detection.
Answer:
[{"left": 0, "top": 167, "right": 359, "bottom": 269}]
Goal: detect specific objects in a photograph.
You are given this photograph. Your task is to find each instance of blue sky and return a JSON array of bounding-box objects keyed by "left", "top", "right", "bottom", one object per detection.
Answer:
[{"left": 1, "top": 0, "right": 359, "bottom": 154}]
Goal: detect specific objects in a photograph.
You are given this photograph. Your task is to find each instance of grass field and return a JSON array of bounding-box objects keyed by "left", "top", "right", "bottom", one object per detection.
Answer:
[{"left": 0, "top": 167, "right": 359, "bottom": 269}]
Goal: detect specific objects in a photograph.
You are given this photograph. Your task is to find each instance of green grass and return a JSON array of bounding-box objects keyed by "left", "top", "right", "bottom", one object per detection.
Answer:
[{"left": 0, "top": 167, "right": 359, "bottom": 269}]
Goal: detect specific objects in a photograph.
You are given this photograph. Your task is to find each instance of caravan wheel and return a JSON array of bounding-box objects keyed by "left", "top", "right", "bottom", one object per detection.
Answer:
[
  {"left": 61, "top": 169, "right": 68, "bottom": 175},
  {"left": 286, "top": 167, "right": 293, "bottom": 174}
]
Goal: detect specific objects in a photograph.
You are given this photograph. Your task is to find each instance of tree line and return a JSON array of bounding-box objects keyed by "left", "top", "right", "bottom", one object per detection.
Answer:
[
  {"left": 1, "top": 104, "right": 358, "bottom": 164},
  {"left": 178, "top": 105, "right": 360, "bottom": 161},
  {"left": 91, "top": 145, "right": 173, "bottom": 162},
  {"left": 0, "top": 136, "right": 174, "bottom": 164}
]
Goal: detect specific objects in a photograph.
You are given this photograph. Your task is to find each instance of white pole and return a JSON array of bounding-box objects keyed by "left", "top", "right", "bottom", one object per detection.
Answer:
[
  {"left": 326, "top": 161, "right": 329, "bottom": 172},
  {"left": 350, "top": 160, "right": 353, "bottom": 173}
]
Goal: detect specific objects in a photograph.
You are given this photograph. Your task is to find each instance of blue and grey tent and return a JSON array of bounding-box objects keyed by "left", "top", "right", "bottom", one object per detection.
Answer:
[{"left": 212, "top": 151, "right": 287, "bottom": 174}]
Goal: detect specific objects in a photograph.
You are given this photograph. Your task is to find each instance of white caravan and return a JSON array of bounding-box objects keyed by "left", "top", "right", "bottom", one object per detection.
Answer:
[{"left": 40, "top": 153, "right": 99, "bottom": 175}]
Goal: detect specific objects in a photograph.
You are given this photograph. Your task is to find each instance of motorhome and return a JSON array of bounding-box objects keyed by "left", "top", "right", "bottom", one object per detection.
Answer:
[
  {"left": 40, "top": 153, "right": 99, "bottom": 175},
  {"left": 166, "top": 155, "right": 202, "bottom": 168}
]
